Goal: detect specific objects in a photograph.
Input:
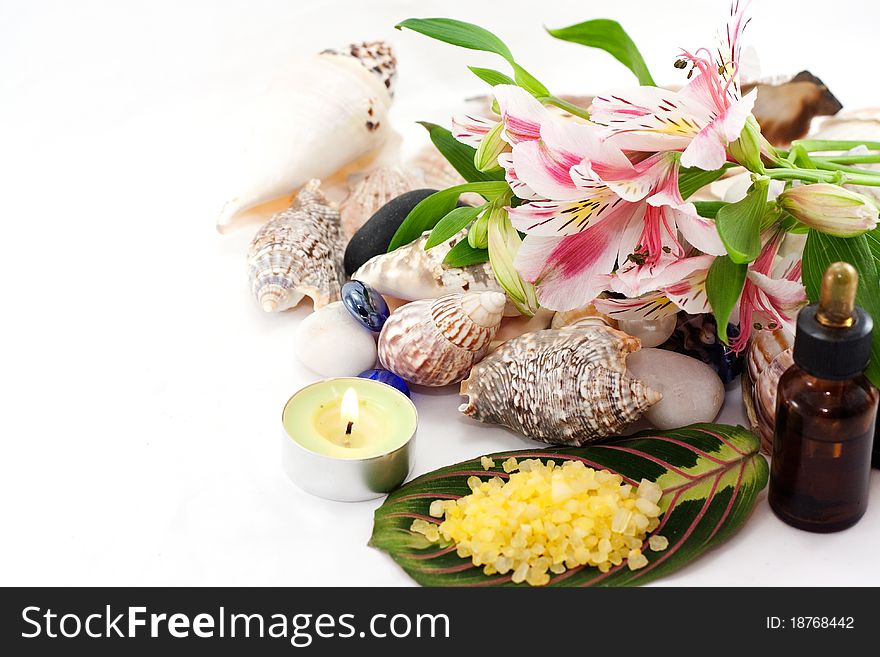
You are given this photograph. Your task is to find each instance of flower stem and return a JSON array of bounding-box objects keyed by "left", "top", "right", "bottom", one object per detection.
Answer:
[
  {"left": 813, "top": 160, "right": 880, "bottom": 177},
  {"left": 539, "top": 95, "right": 591, "bottom": 121},
  {"left": 814, "top": 154, "right": 880, "bottom": 165},
  {"left": 792, "top": 139, "right": 880, "bottom": 152},
  {"left": 765, "top": 166, "right": 880, "bottom": 187}
]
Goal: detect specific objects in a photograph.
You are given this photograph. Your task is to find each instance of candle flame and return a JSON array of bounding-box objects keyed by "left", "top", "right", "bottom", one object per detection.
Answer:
[{"left": 340, "top": 387, "right": 359, "bottom": 425}]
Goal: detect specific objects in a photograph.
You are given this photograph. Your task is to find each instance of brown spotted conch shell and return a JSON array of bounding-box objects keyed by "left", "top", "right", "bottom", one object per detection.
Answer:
[
  {"left": 246, "top": 179, "right": 345, "bottom": 312},
  {"left": 460, "top": 325, "right": 661, "bottom": 446},
  {"left": 378, "top": 291, "right": 505, "bottom": 386}
]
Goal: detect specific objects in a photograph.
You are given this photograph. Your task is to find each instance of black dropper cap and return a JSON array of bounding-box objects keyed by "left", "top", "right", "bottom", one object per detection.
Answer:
[{"left": 794, "top": 262, "right": 873, "bottom": 380}]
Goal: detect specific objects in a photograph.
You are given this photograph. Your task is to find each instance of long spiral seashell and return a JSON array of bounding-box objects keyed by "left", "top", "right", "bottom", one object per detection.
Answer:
[
  {"left": 378, "top": 291, "right": 506, "bottom": 386},
  {"left": 246, "top": 180, "right": 345, "bottom": 312},
  {"left": 460, "top": 325, "right": 661, "bottom": 446}
]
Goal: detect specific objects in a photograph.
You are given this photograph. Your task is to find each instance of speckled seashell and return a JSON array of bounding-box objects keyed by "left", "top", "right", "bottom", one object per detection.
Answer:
[
  {"left": 550, "top": 304, "right": 618, "bottom": 330},
  {"left": 407, "top": 145, "right": 483, "bottom": 206},
  {"left": 340, "top": 167, "right": 418, "bottom": 238},
  {"left": 460, "top": 326, "right": 661, "bottom": 446},
  {"left": 247, "top": 180, "right": 345, "bottom": 311},
  {"left": 378, "top": 291, "right": 506, "bottom": 386},
  {"left": 353, "top": 231, "right": 502, "bottom": 301}
]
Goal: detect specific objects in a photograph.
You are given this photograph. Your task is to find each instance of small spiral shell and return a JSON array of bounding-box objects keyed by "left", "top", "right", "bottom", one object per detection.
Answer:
[{"left": 378, "top": 291, "right": 506, "bottom": 386}]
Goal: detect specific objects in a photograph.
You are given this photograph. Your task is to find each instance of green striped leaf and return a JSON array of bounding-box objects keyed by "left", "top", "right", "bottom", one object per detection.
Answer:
[
  {"left": 388, "top": 181, "right": 510, "bottom": 251},
  {"left": 443, "top": 239, "right": 489, "bottom": 267},
  {"left": 425, "top": 205, "right": 484, "bottom": 249},
  {"left": 706, "top": 255, "right": 747, "bottom": 344},
  {"left": 468, "top": 66, "right": 515, "bottom": 87},
  {"left": 678, "top": 164, "right": 732, "bottom": 200},
  {"left": 370, "top": 424, "right": 768, "bottom": 587}
]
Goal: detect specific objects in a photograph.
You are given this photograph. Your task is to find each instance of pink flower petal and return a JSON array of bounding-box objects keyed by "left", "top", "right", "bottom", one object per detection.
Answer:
[
  {"left": 510, "top": 138, "right": 590, "bottom": 201},
  {"left": 493, "top": 84, "right": 547, "bottom": 144},
  {"left": 451, "top": 113, "right": 496, "bottom": 148},
  {"left": 593, "top": 293, "right": 682, "bottom": 320},
  {"left": 674, "top": 203, "right": 726, "bottom": 255},
  {"left": 498, "top": 152, "right": 540, "bottom": 200},
  {"left": 679, "top": 89, "right": 756, "bottom": 169},
  {"left": 515, "top": 211, "right": 629, "bottom": 311},
  {"left": 507, "top": 190, "right": 627, "bottom": 237},
  {"left": 592, "top": 86, "right": 712, "bottom": 152}
]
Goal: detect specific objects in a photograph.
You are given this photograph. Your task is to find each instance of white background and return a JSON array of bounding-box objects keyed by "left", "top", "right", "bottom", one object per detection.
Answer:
[{"left": 2, "top": 0, "right": 879, "bottom": 586}]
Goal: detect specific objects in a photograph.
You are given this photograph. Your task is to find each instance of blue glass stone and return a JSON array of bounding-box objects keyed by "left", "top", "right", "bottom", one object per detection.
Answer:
[
  {"left": 358, "top": 369, "right": 410, "bottom": 398},
  {"left": 341, "top": 280, "right": 390, "bottom": 332},
  {"left": 660, "top": 314, "right": 743, "bottom": 386}
]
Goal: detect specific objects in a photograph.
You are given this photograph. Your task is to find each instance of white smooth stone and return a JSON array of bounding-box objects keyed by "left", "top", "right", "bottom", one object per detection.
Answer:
[
  {"left": 618, "top": 314, "right": 677, "bottom": 349},
  {"left": 293, "top": 302, "right": 377, "bottom": 377},
  {"left": 626, "top": 348, "right": 724, "bottom": 429}
]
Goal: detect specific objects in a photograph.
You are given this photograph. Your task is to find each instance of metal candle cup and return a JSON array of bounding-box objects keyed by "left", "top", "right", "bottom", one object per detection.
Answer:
[{"left": 281, "top": 377, "right": 417, "bottom": 501}]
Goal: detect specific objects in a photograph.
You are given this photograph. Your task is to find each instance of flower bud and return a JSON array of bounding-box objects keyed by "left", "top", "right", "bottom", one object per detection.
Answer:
[
  {"left": 468, "top": 210, "right": 489, "bottom": 248},
  {"left": 778, "top": 184, "right": 879, "bottom": 237},
  {"left": 727, "top": 114, "right": 766, "bottom": 174},
  {"left": 474, "top": 121, "right": 506, "bottom": 173},
  {"left": 486, "top": 203, "right": 538, "bottom": 316}
]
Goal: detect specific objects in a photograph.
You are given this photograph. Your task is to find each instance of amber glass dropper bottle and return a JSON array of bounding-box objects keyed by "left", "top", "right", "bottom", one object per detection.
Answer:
[{"left": 770, "top": 262, "right": 878, "bottom": 532}]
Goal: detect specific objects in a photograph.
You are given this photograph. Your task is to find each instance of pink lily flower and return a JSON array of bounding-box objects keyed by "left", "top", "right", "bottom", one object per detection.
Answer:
[
  {"left": 590, "top": 1, "right": 757, "bottom": 171},
  {"left": 593, "top": 254, "right": 716, "bottom": 319},
  {"left": 493, "top": 90, "right": 724, "bottom": 310},
  {"left": 730, "top": 231, "right": 807, "bottom": 352}
]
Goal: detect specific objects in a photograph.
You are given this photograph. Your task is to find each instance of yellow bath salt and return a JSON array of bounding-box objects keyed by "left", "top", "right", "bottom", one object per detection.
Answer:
[
  {"left": 410, "top": 458, "right": 667, "bottom": 586},
  {"left": 480, "top": 456, "right": 495, "bottom": 471},
  {"left": 648, "top": 534, "right": 669, "bottom": 551}
]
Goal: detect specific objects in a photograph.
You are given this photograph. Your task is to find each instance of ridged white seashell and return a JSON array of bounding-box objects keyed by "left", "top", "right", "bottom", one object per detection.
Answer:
[
  {"left": 340, "top": 166, "right": 418, "bottom": 238},
  {"left": 217, "top": 42, "right": 396, "bottom": 231},
  {"left": 459, "top": 326, "right": 661, "bottom": 446},
  {"left": 353, "top": 231, "right": 503, "bottom": 301},
  {"left": 378, "top": 291, "right": 506, "bottom": 386},
  {"left": 406, "top": 145, "right": 484, "bottom": 206},
  {"left": 246, "top": 180, "right": 345, "bottom": 312}
]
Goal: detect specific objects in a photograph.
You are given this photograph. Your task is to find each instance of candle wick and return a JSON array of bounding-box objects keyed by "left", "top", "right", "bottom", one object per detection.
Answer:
[{"left": 343, "top": 420, "right": 354, "bottom": 446}]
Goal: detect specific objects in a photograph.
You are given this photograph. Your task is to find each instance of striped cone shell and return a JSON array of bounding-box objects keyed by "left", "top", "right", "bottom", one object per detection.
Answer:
[
  {"left": 459, "top": 325, "right": 661, "bottom": 446},
  {"left": 246, "top": 180, "right": 345, "bottom": 312},
  {"left": 378, "top": 291, "right": 505, "bottom": 386}
]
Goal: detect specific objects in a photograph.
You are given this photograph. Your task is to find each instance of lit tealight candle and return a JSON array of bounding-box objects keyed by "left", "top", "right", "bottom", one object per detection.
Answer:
[{"left": 281, "top": 377, "right": 417, "bottom": 501}]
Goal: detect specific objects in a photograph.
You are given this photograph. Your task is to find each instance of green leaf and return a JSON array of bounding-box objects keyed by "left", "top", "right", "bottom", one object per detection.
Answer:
[
  {"left": 693, "top": 201, "right": 726, "bottom": 219},
  {"left": 678, "top": 164, "right": 732, "bottom": 200},
  {"left": 388, "top": 182, "right": 511, "bottom": 251},
  {"left": 468, "top": 66, "right": 515, "bottom": 86},
  {"left": 443, "top": 239, "right": 489, "bottom": 267},
  {"left": 398, "top": 18, "right": 549, "bottom": 101},
  {"left": 716, "top": 178, "right": 770, "bottom": 264},
  {"left": 425, "top": 205, "right": 484, "bottom": 249},
  {"left": 706, "top": 255, "right": 747, "bottom": 343},
  {"left": 417, "top": 122, "right": 505, "bottom": 184},
  {"left": 546, "top": 19, "right": 655, "bottom": 86},
  {"left": 803, "top": 230, "right": 880, "bottom": 387},
  {"left": 512, "top": 63, "right": 549, "bottom": 97},
  {"left": 396, "top": 18, "right": 514, "bottom": 61},
  {"left": 370, "top": 424, "right": 768, "bottom": 587}
]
